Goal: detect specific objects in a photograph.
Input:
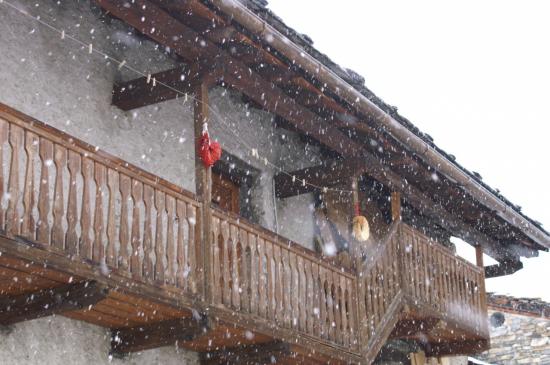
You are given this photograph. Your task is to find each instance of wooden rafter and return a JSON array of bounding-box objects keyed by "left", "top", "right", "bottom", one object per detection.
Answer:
[
  {"left": 98, "top": 0, "right": 365, "bottom": 158},
  {"left": 0, "top": 280, "right": 108, "bottom": 325},
  {"left": 275, "top": 157, "right": 512, "bottom": 262},
  {"left": 112, "top": 64, "right": 221, "bottom": 110}
]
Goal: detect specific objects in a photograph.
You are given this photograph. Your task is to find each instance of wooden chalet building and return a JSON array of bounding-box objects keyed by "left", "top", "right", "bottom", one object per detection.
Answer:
[{"left": 0, "top": 1, "right": 548, "bottom": 364}]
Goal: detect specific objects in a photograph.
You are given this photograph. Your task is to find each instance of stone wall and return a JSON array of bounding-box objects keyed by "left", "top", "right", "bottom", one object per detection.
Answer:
[
  {"left": 478, "top": 309, "right": 550, "bottom": 364},
  {"left": 0, "top": 0, "right": 321, "bottom": 249},
  {"left": 0, "top": 316, "right": 198, "bottom": 365}
]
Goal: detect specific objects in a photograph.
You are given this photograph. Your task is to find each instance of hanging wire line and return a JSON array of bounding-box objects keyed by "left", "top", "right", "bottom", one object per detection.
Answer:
[{"left": 0, "top": 0, "right": 354, "bottom": 195}]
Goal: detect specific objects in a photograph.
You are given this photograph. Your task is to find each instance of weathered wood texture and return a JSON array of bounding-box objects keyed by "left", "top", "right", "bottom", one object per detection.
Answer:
[
  {"left": 210, "top": 207, "right": 360, "bottom": 351},
  {"left": 0, "top": 104, "right": 488, "bottom": 362},
  {"left": 0, "top": 104, "right": 202, "bottom": 298},
  {"left": 0, "top": 280, "right": 108, "bottom": 325},
  {"left": 111, "top": 316, "right": 207, "bottom": 354},
  {"left": 399, "top": 224, "right": 489, "bottom": 337}
]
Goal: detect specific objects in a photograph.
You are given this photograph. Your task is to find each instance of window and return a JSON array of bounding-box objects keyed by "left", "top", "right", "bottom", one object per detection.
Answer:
[{"left": 212, "top": 171, "right": 240, "bottom": 215}]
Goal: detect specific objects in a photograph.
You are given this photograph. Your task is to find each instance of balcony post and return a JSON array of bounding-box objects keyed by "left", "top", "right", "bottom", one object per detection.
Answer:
[
  {"left": 194, "top": 78, "right": 213, "bottom": 303},
  {"left": 390, "top": 191, "right": 401, "bottom": 222}
]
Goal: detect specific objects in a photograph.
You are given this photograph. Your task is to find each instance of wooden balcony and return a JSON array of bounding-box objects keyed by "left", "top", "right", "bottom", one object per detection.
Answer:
[{"left": 0, "top": 104, "right": 488, "bottom": 364}]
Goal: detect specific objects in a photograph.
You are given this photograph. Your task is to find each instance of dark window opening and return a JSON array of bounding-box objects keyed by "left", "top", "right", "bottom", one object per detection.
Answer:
[{"left": 212, "top": 151, "right": 259, "bottom": 222}]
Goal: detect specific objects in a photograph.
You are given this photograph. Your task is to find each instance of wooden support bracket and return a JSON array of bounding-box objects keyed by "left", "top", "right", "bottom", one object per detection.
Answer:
[{"left": 0, "top": 280, "right": 108, "bottom": 325}]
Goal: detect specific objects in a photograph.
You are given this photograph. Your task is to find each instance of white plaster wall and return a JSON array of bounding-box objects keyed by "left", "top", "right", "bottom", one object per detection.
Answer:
[
  {"left": 0, "top": 0, "right": 320, "bottom": 248},
  {"left": 0, "top": 315, "right": 198, "bottom": 365}
]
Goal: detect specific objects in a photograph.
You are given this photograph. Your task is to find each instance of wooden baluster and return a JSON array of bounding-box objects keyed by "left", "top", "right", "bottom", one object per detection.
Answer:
[
  {"left": 290, "top": 254, "right": 299, "bottom": 328},
  {"left": 210, "top": 214, "right": 220, "bottom": 301},
  {"left": 130, "top": 180, "right": 143, "bottom": 279},
  {"left": 257, "top": 236, "right": 266, "bottom": 317},
  {"left": 154, "top": 190, "right": 165, "bottom": 282},
  {"left": 106, "top": 169, "right": 119, "bottom": 268},
  {"left": 21, "top": 131, "right": 38, "bottom": 240},
  {"left": 65, "top": 151, "right": 80, "bottom": 256},
  {"left": 80, "top": 157, "right": 93, "bottom": 259},
  {"left": 305, "top": 260, "right": 313, "bottom": 335},
  {"left": 265, "top": 241, "right": 274, "bottom": 319},
  {"left": 327, "top": 274, "right": 336, "bottom": 342},
  {"left": 298, "top": 256, "right": 307, "bottom": 331},
  {"left": 239, "top": 228, "right": 250, "bottom": 312},
  {"left": 93, "top": 163, "right": 106, "bottom": 262},
  {"left": 248, "top": 232, "right": 258, "bottom": 315},
  {"left": 433, "top": 249, "right": 445, "bottom": 312},
  {"left": 272, "top": 244, "right": 283, "bottom": 323},
  {"left": 282, "top": 249, "right": 291, "bottom": 327},
  {"left": 444, "top": 255, "right": 451, "bottom": 315},
  {"left": 6, "top": 124, "right": 23, "bottom": 237},
  {"left": 37, "top": 139, "right": 53, "bottom": 244},
  {"left": 118, "top": 174, "right": 131, "bottom": 271},
  {"left": 221, "top": 220, "right": 231, "bottom": 306},
  {"left": 348, "top": 278, "right": 358, "bottom": 349},
  {"left": 0, "top": 119, "right": 8, "bottom": 230},
  {"left": 382, "top": 249, "right": 391, "bottom": 309},
  {"left": 187, "top": 203, "right": 198, "bottom": 294},
  {"left": 312, "top": 263, "right": 321, "bottom": 338},
  {"left": 319, "top": 268, "right": 327, "bottom": 339},
  {"left": 143, "top": 184, "right": 155, "bottom": 282},
  {"left": 340, "top": 275, "right": 349, "bottom": 347},
  {"left": 415, "top": 236, "right": 423, "bottom": 301},
  {"left": 332, "top": 272, "right": 342, "bottom": 345},
  {"left": 423, "top": 239, "right": 430, "bottom": 304},
  {"left": 230, "top": 224, "right": 240, "bottom": 310},
  {"left": 165, "top": 195, "right": 176, "bottom": 285},
  {"left": 51, "top": 145, "right": 67, "bottom": 250},
  {"left": 365, "top": 273, "right": 375, "bottom": 340}
]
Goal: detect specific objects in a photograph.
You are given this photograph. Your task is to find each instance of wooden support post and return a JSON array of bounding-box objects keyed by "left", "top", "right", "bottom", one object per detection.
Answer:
[
  {"left": 349, "top": 174, "right": 361, "bottom": 263},
  {"left": 194, "top": 80, "right": 213, "bottom": 302},
  {"left": 111, "top": 316, "right": 208, "bottom": 354},
  {"left": 391, "top": 191, "right": 402, "bottom": 222},
  {"left": 475, "top": 245, "right": 484, "bottom": 268},
  {"left": 0, "top": 281, "right": 108, "bottom": 325}
]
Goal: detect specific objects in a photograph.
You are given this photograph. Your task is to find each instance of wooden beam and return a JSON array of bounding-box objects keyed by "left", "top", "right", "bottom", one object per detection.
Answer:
[
  {"left": 390, "top": 318, "right": 440, "bottom": 339},
  {"left": 112, "top": 65, "right": 219, "bottom": 110},
  {"left": 484, "top": 259, "right": 523, "bottom": 278},
  {"left": 276, "top": 156, "right": 510, "bottom": 262},
  {"left": 0, "top": 280, "right": 108, "bottom": 325},
  {"left": 274, "top": 158, "right": 363, "bottom": 198},
  {"left": 96, "top": 0, "right": 365, "bottom": 159},
  {"left": 475, "top": 245, "right": 484, "bottom": 268},
  {"left": 391, "top": 191, "right": 402, "bottom": 222},
  {"left": 424, "top": 338, "right": 490, "bottom": 357},
  {"left": 193, "top": 79, "right": 213, "bottom": 302},
  {"left": 199, "top": 341, "right": 291, "bottom": 365},
  {"left": 111, "top": 316, "right": 208, "bottom": 354}
]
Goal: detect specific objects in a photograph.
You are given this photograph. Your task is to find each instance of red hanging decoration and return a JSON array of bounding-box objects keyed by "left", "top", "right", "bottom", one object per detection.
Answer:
[{"left": 198, "top": 123, "right": 222, "bottom": 167}]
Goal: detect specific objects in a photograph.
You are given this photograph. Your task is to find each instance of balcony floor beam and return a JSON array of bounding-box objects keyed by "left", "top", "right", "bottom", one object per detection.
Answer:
[{"left": 0, "top": 280, "right": 108, "bottom": 325}]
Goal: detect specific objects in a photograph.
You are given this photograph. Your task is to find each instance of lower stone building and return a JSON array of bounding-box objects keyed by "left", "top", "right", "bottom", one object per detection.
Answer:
[{"left": 476, "top": 294, "right": 550, "bottom": 365}]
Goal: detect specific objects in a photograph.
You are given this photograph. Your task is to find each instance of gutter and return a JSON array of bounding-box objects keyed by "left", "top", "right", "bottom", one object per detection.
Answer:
[{"left": 209, "top": 0, "right": 550, "bottom": 249}]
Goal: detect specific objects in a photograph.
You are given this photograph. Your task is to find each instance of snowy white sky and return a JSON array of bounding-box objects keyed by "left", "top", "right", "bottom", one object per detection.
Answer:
[{"left": 269, "top": 0, "right": 550, "bottom": 300}]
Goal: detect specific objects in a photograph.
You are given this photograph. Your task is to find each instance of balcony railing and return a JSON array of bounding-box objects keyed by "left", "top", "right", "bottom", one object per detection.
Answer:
[
  {"left": 0, "top": 105, "right": 202, "bottom": 300},
  {"left": 210, "top": 207, "right": 359, "bottom": 351},
  {"left": 0, "top": 103, "right": 489, "bottom": 360}
]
